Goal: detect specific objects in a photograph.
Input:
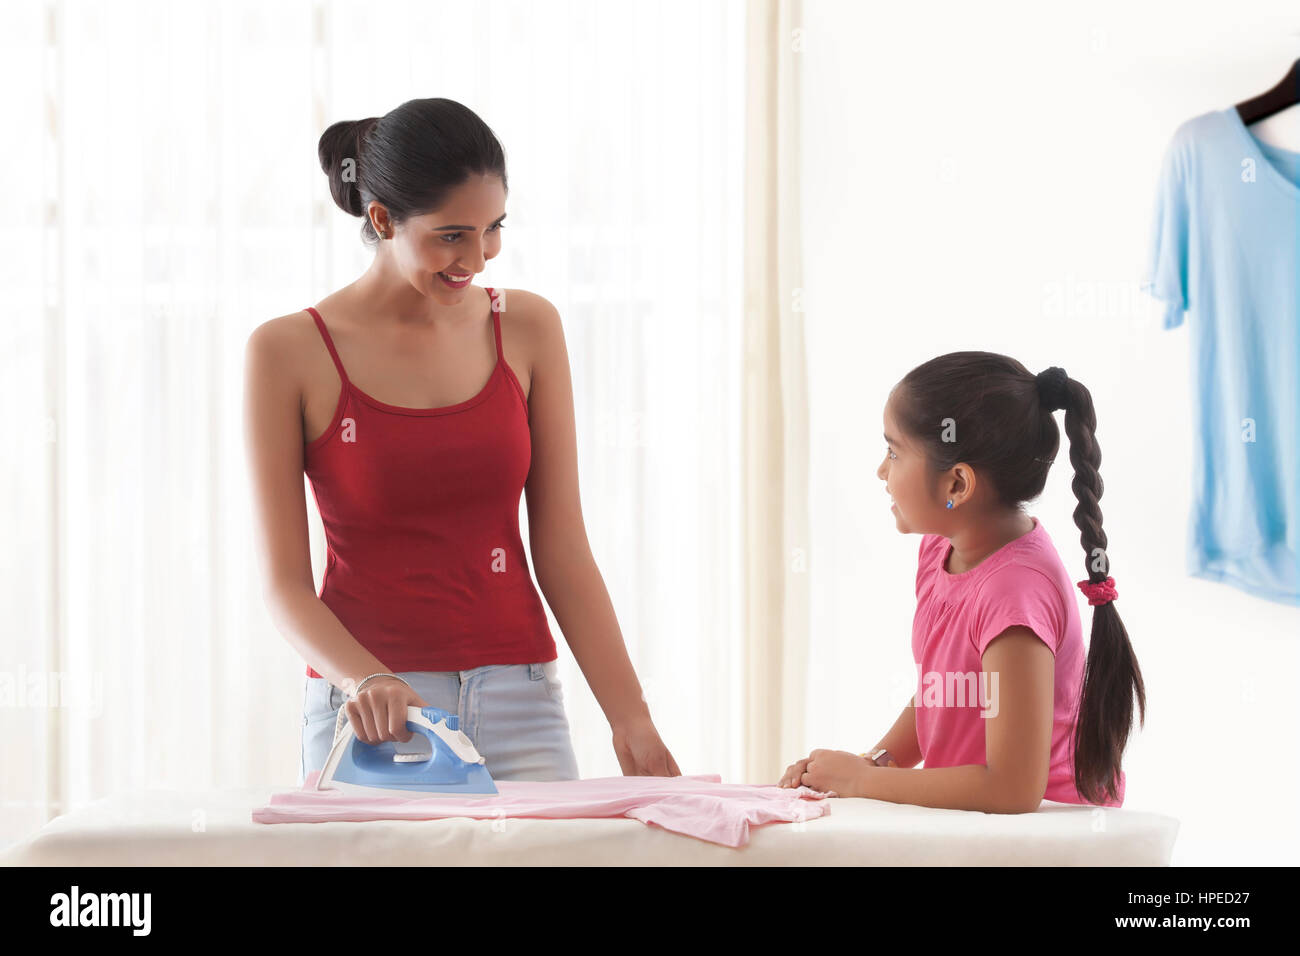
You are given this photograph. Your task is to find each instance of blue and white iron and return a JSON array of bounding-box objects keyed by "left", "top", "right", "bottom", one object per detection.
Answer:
[{"left": 314, "top": 705, "right": 499, "bottom": 799}]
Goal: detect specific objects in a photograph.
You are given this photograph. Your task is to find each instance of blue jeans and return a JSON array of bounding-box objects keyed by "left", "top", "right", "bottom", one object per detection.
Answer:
[{"left": 299, "top": 662, "right": 581, "bottom": 786}]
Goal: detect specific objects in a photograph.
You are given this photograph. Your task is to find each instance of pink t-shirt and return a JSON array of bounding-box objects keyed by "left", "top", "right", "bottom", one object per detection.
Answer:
[
  {"left": 254, "top": 771, "right": 833, "bottom": 848},
  {"left": 910, "top": 516, "right": 1124, "bottom": 807}
]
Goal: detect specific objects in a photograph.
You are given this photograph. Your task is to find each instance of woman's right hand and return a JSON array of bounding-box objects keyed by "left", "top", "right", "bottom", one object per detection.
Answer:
[{"left": 341, "top": 675, "right": 429, "bottom": 745}]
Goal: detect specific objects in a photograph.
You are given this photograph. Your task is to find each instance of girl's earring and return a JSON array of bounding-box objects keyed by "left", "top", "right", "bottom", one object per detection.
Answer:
[{"left": 946, "top": 500, "right": 954, "bottom": 510}]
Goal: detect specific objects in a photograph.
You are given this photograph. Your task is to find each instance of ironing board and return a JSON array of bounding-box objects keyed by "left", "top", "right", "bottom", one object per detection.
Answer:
[{"left": 0, "top": 786, "right": 1179, "bottom": 865}]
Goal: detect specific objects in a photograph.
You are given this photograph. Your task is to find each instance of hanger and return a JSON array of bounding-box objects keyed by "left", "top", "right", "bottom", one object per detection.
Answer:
[{"left": 1235, "top": 59, "right": 1300, "bottom": 125}]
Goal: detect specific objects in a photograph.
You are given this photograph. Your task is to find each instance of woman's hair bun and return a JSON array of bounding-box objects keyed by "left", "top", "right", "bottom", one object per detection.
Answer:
[{"left": 318, "top": 117, "right": 379, "bottom": 217}]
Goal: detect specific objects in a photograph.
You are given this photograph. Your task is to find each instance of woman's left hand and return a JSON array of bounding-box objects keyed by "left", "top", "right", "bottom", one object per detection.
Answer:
[
  {"left": 780, "top": 748, "right": 867, "bottom": 797},
  {"left": 612, "top": 716, "right": 682, "bottom": 776}
]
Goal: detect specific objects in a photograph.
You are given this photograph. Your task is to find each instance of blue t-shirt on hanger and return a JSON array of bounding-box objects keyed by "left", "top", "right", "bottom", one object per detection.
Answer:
[{"left": 1143, "top": 107, "right": 1299, "bottom": 606}]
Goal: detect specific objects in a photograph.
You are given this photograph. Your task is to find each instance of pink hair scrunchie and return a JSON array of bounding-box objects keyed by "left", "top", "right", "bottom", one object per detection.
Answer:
[{"left": 1077, "top": 576, "right": 1118, "bottom": 606}]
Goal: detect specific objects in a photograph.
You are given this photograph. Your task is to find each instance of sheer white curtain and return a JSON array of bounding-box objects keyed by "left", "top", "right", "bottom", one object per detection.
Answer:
[
  {"left": 0, "top": 0, "right": 745, "bottom": 849},
  {"left": 742, "top": 0, "right": 811, "bottom": 785}
]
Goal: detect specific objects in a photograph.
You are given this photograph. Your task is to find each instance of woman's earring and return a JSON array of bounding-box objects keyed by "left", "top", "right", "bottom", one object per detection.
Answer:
[{"left": 946, "top": 500, "right": 954, "bottom": 510}]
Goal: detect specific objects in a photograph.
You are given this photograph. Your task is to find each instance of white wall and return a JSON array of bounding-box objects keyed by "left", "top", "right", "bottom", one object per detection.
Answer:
[{"left": 798, "top": 0, "right": 1300, "bottom": 865}]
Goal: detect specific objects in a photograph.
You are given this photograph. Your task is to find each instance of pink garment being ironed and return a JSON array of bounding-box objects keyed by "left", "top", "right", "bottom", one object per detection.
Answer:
[{"left": 252, "top": 772, "right": 834, "bottom": 848}]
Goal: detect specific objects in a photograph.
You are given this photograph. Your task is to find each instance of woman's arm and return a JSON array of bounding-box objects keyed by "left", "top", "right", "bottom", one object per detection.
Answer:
[
  {"left": 511, "top": 291, "right": 654, "bottom": 731},
  {"left": 242, "top": 317, "right": 390, "bottom": 691},
  {"left": 848, "top": 626, "right": 1055, "bottom": 812}
]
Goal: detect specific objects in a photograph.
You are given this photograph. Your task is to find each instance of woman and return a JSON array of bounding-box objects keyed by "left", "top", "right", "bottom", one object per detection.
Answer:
[{"left": 243, "top": 97, "right": 680, "bottom": 784}]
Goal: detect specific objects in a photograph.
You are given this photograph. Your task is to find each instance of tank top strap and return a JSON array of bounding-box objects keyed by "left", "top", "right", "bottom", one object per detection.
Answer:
[
  {"left": 304, "top": 306, "right": 351, "bottom": 387},
  {"left": 485, "top": 287, "right": 504, "bottom": 362}
]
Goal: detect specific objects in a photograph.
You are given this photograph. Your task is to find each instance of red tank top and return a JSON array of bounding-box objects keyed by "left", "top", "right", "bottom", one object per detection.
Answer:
[{"left": 300, "top": 287, "right": 557, "bottom": 677}]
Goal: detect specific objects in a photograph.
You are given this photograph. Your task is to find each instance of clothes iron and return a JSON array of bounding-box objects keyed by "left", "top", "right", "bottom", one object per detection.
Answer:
[{"left": 314, "top": 704, "right": 499, "bottom": 799}]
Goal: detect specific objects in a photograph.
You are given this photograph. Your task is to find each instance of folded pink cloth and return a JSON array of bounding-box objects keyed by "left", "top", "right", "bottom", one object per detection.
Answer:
[{"left": 252, "top": 772, "right": 833, "bottom": 848}]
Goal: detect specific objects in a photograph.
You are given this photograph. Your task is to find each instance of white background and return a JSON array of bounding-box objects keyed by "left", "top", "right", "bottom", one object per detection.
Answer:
[{"left": 799, "top": 0, "right": 1300, "bottom": 865}]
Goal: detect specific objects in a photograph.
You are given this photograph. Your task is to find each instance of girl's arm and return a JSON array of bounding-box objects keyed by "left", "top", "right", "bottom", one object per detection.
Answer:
[
  {"left": 851, "top": 626, "right": 1055, "bottom": 813},
  {"left": 868, "top": 700, "right": 922, "bottom": 768}
]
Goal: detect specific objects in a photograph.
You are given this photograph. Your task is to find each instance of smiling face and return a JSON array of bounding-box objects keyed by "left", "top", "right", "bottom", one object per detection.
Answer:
[
  {"left": 877, "top": 387, "right": 960, "bottom": 535},
  {"left": 369, "top": 172, "right": 507, "bottom": 301}
]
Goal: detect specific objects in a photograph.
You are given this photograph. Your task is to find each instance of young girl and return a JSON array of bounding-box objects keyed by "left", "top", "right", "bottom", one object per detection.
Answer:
[{"left": 779, "top": 352, "right": 1145, "bottom": 811}]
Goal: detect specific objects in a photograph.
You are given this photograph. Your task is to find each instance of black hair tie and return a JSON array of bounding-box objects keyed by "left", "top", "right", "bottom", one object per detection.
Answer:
[{"left": 1036, "top": 366, "right": 1070, "bottom": 413}]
